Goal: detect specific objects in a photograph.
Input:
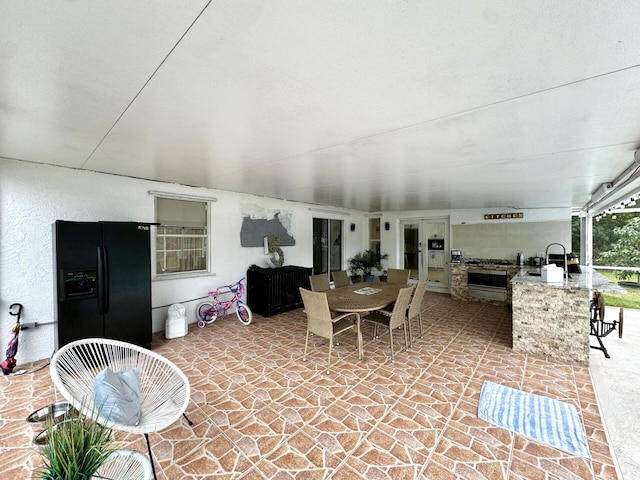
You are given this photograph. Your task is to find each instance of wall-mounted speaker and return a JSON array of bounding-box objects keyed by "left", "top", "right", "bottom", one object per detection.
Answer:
[
  {"left": 384, "top": 222, "right": 390, "bottom": 231},
  {"left": 350, "top": 223, "right": 356, "bottom": 232}
]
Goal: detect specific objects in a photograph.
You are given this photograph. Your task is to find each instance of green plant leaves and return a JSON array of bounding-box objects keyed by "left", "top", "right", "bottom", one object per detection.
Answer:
[{"left": 36, "top": 404, "right": 115, "bottom": 480}]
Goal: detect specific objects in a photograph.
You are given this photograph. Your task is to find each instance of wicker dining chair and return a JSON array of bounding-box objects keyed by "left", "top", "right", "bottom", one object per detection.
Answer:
[
  {"left": 387, "top": 268, "right": 411, "bottom": 284},
  {"left": 309, "top": 273, "right": 331, "bottom": 292},
  {"left": 300, "top": 288, "right": 362, "bottom": 374},
  {"left": 407, "top": 281, "right": 428, "bottom": 346},
  {"left": 331, "top": 270, "right": 351, "bottom": 288},
  {"left": 363, "top": 286, "right": 413, "bottom": 361},
  {"left": 49, "top": 338, "right": 191, "bottom": 480}
]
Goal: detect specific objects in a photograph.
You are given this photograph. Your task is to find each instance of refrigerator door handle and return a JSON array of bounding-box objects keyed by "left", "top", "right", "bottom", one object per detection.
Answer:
[{"left": 97, "top": 246, "right": 110, "bottom": 314}]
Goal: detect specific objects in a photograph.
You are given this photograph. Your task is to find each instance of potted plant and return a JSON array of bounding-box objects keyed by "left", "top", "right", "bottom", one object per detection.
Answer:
[
  {"left": 378, "top": 270, "right": 388, "bottom": 282},
  {"left": 348, "top": 250, "right": 388, "bottom": 282},
  {"left": 36, "top": 405, "right": 115, "bottom": 480},
  {"left": 347, "top": 253, "right": 364, "bottom": 283}
]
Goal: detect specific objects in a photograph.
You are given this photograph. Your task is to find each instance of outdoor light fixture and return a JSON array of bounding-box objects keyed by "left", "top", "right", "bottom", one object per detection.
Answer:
[{"left": 591, "top": 182, "right": 613, "bottom": 204}]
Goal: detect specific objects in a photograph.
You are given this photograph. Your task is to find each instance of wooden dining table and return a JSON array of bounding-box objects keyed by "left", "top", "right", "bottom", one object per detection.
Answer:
[
  {"left": 324, "top": 283, "right": 413, "bottom": 359},
  {"left": 325, "top": 283, "right": 406, "bottom": 313}
]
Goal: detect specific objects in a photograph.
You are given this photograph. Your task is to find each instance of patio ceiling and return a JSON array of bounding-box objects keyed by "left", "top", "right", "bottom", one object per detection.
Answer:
[{"left": 2, "top": 1, "right": 640, "bottom": 213}]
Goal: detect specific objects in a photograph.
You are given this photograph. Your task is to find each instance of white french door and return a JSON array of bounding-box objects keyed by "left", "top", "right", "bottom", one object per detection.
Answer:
[{"left": 401, "top": 217, "right": 449, "bottom": 291}]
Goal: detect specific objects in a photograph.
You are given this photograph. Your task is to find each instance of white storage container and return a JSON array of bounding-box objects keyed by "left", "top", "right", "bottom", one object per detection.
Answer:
[
  {"left": 165, "top": 304, "right": 187, "bottom": 339},
  {"left": 541, "top": 265, "right": 563, "bottom": 283}
]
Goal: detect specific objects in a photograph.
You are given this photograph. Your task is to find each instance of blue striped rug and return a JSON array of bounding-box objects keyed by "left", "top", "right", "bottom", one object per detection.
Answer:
[{"left": 477, "top": 381, "right": 591, "bottom": 459}]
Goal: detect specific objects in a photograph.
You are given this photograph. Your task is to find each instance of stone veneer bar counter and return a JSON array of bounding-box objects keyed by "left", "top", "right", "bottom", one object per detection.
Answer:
[{"left": 511, "top": 267, "right": 626, "bottom": 366}]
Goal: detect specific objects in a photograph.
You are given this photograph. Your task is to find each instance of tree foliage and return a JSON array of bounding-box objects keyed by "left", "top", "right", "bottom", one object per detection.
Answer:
[
  {"left": 592, "top": 212, "right": 638, "bottom": 264},
  {"left": 571, "top": 216, "right": 580, "bottom": 254},
  {"left": 599, "top": 216, "right": 640, "bottom": 283}
]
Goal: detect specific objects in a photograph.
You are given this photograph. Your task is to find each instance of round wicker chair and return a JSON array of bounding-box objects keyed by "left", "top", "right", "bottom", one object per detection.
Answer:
[
  {"left": 94, "top": 450, "right": 153, "bottom": 479},
  {"left": 50, "top": 338, "right": 191, "bottom": 480}
]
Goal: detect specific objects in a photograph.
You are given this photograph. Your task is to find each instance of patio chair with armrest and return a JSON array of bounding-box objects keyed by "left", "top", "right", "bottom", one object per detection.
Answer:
[
  {"left": 332, "top": 270, "right": 351, "bottom": 288},
  {"left": 309, "top": 273, "right": 331, "bottom": 292},
  {"left": 387, "top": 268, "right": 411, "bottom": 284},
  {"left": 300, "top": 288, "right": 362, "bottom": 374},
  {"left": 407, "top": 280, "right": 428, "bottom": 347},
  {"left": 363, "top": 286, "right": 413, "bottom": 361}
]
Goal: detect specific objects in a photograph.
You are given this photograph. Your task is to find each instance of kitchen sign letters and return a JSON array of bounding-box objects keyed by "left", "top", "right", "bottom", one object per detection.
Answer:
[{"left": 484, "top": 213, "right": 524, "bottom": 220}]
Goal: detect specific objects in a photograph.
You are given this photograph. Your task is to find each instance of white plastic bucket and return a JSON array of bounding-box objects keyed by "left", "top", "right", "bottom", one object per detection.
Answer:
[{"left": 165, "top": 304, "right": 187, "bottom": 339}]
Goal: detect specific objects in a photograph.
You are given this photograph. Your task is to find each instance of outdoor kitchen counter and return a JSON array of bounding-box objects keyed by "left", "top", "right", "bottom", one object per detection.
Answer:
[
  {"left": 450, "top": 262, "right": 520, "bottom": 304},
  {"left": 510, "top": 267, "right": 625, "bottom": 366},
  {"left": 511, "top": 267, "right": 627, "bottom": 293}
]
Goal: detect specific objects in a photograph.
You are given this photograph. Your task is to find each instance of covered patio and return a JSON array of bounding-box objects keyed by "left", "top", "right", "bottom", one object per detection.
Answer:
[{"left": 1, "top": 293, "right": 628, "bottom": 479}]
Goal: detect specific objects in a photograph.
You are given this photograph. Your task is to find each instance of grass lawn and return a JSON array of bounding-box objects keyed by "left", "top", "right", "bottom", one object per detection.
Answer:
[{"left": 597, "top": 270, "right": 640, "bottom": 309}]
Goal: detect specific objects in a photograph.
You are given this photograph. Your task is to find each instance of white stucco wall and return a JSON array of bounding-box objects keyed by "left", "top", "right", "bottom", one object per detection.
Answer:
[
  {"left": 0, "top": 159, "right": 365, "bottom": 363},
  {"left": 377, "top": 207, "right": 571, "bottom": 266},
  {"left": 376, "top": 208, "right": 571, "bottom": 297},
  {"left": 0, "top": 158, "right": 573, "bottom": 364}
]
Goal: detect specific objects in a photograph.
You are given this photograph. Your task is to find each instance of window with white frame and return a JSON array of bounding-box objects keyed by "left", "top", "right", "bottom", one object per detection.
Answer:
[
  {"left": 369, "top": 217, "right": 381, "bottom": 256},
  {"left": 155, "top": 197, "right": 208, "bottom": 275}
]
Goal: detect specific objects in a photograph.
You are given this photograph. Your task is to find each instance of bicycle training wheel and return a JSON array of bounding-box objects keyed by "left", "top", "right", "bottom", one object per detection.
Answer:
[
  {"left": 236, "top": 302, "right": 252, "bottom": 325},
  {"left": 197, "top": 302, "right": 217, "bottom": 327}
]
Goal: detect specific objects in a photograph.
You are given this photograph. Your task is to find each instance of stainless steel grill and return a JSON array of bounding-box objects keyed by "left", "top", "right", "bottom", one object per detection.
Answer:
[{"left": 468, "top": 269, "right": 508, "bottom": 301}]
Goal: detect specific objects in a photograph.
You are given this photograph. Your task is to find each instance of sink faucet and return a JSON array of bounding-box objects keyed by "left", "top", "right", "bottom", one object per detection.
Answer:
[{"left": 545, "top": 243, "right": 569, "bottom": 279}]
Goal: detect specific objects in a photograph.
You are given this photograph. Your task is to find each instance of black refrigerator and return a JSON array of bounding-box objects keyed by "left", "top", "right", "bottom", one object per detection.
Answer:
[{"left": 53, "top": 221, "right": 153, "bottom": 350}]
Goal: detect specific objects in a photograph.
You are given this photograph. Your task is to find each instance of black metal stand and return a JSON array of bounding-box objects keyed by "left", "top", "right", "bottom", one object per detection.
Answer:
[
  {"left": 590, "top": 302, "right": 623, "bottom": 359},
  {"left": 144, "top": 414, "right": 193, "bottom": 480},
  {"left": 145, "top": 433, "right": 157, "bottom": 480},
  {"left": 183, "top": 412, "right": 193, "bottom": 425}
]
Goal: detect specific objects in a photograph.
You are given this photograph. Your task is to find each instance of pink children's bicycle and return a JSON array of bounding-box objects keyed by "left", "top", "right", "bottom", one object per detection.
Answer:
[{"left": 197, "top": 277, "right": 253, "bottom": 327}]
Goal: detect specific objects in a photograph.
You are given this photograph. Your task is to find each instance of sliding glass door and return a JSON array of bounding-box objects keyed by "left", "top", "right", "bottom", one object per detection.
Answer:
[{"left": 312, "top": 218, "right": 343, "bottom": 277}]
